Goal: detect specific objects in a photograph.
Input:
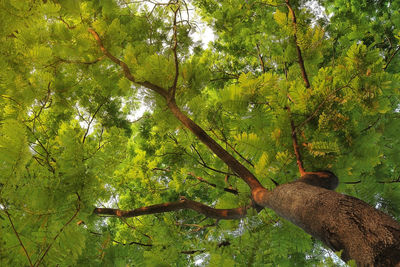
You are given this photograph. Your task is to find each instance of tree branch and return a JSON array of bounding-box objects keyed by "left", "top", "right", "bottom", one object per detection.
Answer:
[
  {"left": 89, "top": 27, "right": 268, "bottom": 201},
  {"left": 190, "top": 144, "right": 236, "bottom": 176},
  {"left": 3, "top": 208, "right": 33, "bottom": 267},
  {"left": 94, "top": 196, "right": 250, "bottom": 220},
  {"left": 34, "top": 193, "right": 81, "bottom": 267},
  {"left": 167, "top": 99, "right": 264, "bottom": 192},
  {"left": 82, "top": 102, "right": 104, "bottom": 144},
  {"left": 256, "top": 43, "right": 266, "bottom": 73},
  {"left": 88, "top": 28, "right": 169, "bottom": 98},
  {"left": 209, "top": 128, "right": 254, "bottom": 167},
  {"left": 168, "top": 5, "right": 180, "bottom": 99},
  {"left": 383, "top": 45, "right": 400, "bottom": 71},
  {"left": 297, "top": 74, "right": 357, "bottom": 130},
  {"left": 286, "top": 107, "right": 305, "bottom": 175},
  {"left": 188, "top": 172, "right": 239, "bottom": 195},
  {"left": 56, "top": 55, "right": 105, "bottom": 65},
  {"left": 285, "top": 0, "right": 310, "bottom": 88}
]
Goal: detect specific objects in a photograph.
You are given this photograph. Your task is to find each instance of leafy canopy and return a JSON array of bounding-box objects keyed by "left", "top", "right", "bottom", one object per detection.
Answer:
[{"left": 0, "top": 0, "right": 399, "bottom": 266}]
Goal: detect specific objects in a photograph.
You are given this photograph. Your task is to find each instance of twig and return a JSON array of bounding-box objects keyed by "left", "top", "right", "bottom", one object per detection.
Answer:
[
  {"left": 34, "top": 193, "right": 81, "bottom": 267},
  {"left": 190, "top": 145, "right": 236, "bottom": 176},
  {"left": 209, "top": 128, "right": 254, "bottom": 167},
  {"left": 297, "top": 74, "right": 358, "bottom": 130},
  {"left": 82, "top": 103, "right": 104, "bottom": 144},
  {"left": 187, "top": 172, "right": 239, "bottom": 195}
]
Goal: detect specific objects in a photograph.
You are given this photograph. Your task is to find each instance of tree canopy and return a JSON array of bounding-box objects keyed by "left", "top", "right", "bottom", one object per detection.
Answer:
[{"left": 1, "top": 0, "right": 400, "bottom": 266}]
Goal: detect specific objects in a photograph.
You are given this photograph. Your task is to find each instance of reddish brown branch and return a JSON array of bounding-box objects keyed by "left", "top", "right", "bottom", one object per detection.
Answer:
[
  {"left": 167, "top": 99, "right": 264, "bottom": 191},
  {"left": 188, "top": 172, "right": 239, "bottom": 195},
  {"left": 88, "top": 28, "right": 168, "bottom": 98},
  {"left": 94, "top": 196, "right": 249, "bottom": 220},
  {"left": 285, "top": 0, "right": 310, "bottom": 88},
  {"left": 89, "top": 27, "right": 268, "bottom": 201},
  {"left": 3, "top": 209, "right": 33, "bottom": 267}
]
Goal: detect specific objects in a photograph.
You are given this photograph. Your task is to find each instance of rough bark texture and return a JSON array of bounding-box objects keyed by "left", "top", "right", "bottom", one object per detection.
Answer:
[{"left": 262, "top": 181, "right": 400, "bottom": 266}]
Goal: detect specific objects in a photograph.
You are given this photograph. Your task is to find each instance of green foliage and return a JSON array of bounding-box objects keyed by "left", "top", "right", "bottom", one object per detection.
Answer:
[{"left": 0, "top": 0, "right": 399, "bottom": 266}]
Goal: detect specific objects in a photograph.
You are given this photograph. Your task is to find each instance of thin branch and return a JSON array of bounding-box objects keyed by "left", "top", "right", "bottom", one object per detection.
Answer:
[
  {"left": 209, "top": 128, "right": 254, "bottom": 167},
  {"left": 187, "top": 172, "right": 239, "bottom": 195},
  {"left": 285, "top": 0, "right": 310, "bottom": 88},
  {"left": 286, "top": 106, "right": 305, "bottom": 175},
  {"left": 82, "top": 102, "right": 104, "bottom": 144},
  {"left": 190, "top": 145, "right": 236, "bottom": 176},
  {"left": 297, "top": 74, "right": 357, "bottom": 130},
  {"left": 26, "top": 125, "right": 56, "bottom": 173},
  {"left": 181, "top": 249, "right": 205, "bottom": 254},
  {"left": 344, "top": 179, "right": 400, "bottom": 185},
  {"left": 176, "top": 219, "right": 219, "bottom": 232},
  {"left": 383, "top": 45, "right": 400, "bottom": 71},
  {"left": 87, "top": 230, "right": 152, "bottom": 246},
  {"left": 88, "top": 28, "right": 168, "bottom": 98},
  {"left": 58, "top": 16, "right": 76, "bottom": 29},
  {"left": 34, "top": 193, "right": 81, "bottom": 267},
  {"left": 56, "top": 55, "right": 105, "bottom": 65},
  {"left": 94, "top": 196, "right": 250, "bottom": 220},
  {"left": 256, "top": 43, "right": 266, "bottom": 73},
  {"left": 169, "top": 5, "right": 180, "bottom": 99},
  {"left": 3, "top": 209, "right": 33, "bottom": 267},
  {"left": 28, "top": 82, "right": 52, "bottom": 128}
]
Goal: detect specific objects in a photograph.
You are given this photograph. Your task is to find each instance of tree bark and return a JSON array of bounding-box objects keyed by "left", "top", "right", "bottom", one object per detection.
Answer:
[{"left": 261, "top": 180, "right": 400, "bottom": 266}]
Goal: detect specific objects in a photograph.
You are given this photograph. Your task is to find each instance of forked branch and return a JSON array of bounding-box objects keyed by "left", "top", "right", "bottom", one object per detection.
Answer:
[{"left": 89, "top": 27, "right": 267, "bottom": 200}]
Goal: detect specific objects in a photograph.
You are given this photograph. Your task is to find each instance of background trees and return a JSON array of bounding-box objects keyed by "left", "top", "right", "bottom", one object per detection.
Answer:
[{"left": 0, "top": 0, "right": 399, "bottom": 266}]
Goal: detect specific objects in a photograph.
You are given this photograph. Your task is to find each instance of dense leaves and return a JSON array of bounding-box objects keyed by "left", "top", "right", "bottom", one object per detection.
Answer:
[{"left": 0, "top": 0, "right": 399, "bottom": 266}]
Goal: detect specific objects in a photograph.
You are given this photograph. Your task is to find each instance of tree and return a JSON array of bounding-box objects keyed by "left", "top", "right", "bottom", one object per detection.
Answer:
[{"left": 1, "top": 0, "right": 400, "bottom": 266}]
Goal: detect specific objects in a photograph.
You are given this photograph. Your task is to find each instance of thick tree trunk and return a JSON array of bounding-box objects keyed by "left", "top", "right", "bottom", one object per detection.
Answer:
[{"left": 260, "top": 181, "right": 400, "bottom": 266}]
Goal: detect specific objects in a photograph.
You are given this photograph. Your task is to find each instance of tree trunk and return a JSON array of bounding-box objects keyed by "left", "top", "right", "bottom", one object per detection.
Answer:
[{"left": 261, "top": 181, "right": 400, "bottom": 266}]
